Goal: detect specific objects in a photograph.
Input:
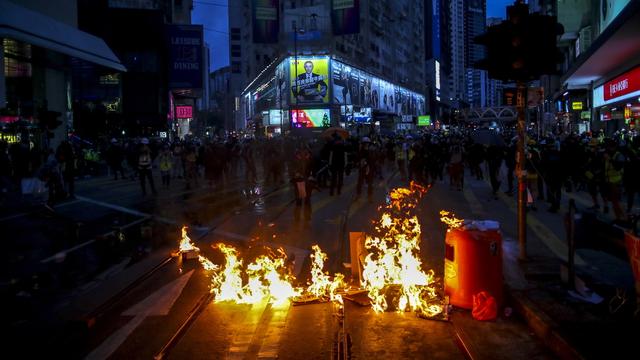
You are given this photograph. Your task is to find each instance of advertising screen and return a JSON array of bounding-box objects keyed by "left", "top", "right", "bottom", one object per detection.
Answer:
[
  {"left": 176, "top": 106, "right": 193, "bottom": 119},
  {"left": 269, "top": 109, "right": 282, "bottom": 125},
  {"left": 354, "top": 107, "right": 371, "bottom": 123},
  {"left": 418, "top": 115, "right": 431, "bottom": 126},
  {"left": 291, "top": 109, "right": 330, "bottom": 128},
  {"left": 291, "top": 57, "right": 330, "bottom": 105}
]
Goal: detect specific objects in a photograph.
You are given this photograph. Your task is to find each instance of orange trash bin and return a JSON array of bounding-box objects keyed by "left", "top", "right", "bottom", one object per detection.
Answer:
[{"left": 444, "top": 221, "right": 503, "bottom": 309}]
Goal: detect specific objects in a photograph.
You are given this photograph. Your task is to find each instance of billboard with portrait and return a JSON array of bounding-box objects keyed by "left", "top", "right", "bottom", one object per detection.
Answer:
[
  {"left": 332, "top": 61, "right": 355, "bottom": 105},
  {"left": 290, "top": 57, "right": 330, "bottom": 104},
  {"left": 291, "top": 109, "right": 330, "bottom": 128}
]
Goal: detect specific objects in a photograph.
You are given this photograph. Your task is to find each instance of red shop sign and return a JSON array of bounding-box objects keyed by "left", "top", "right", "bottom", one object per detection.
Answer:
[
  {"left": 604, "top": 66, "right": 640, "bottom": 101},
  {"left": 176, "top": 106, "right": 193, "bottom": 119}
]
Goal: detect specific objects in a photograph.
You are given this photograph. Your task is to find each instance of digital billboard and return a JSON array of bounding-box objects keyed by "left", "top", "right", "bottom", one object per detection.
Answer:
[
  {"left": 290, "top": 57, "right": 330, "bottom": 105},
  {"left": 291, "top": 109, "right": 330, "bottom": 128},
  {"left": 354, "top": 107, "right": 371, "bottom": 123},
  {"left": 418, "top": 115, "right": 431, "bottom": 126},
  {"left": 269, "top": 109, "right": 282, "bottom": 125},
  {"left": 176, "top": 105, "right": 193, "bottom": 119}
]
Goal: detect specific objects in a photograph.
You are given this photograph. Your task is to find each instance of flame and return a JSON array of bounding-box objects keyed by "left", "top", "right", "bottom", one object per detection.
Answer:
[
  {"left": 361, "top": 182, "right": 443, "bottom": 316},
  {"left": 440, "top": 210, "right": 464, "bottom": 229},
  {"left": 198, "top": 243, "right": 301, "bottom": 305},
  {"left": 198, "top": 255, "right": 218, "bottom": 271},
  {"left": 179, "top": 226, "right": 199, "bottom": 252},
  {"left": 306, "top": 245, "right": 346, "bottom": 302}
]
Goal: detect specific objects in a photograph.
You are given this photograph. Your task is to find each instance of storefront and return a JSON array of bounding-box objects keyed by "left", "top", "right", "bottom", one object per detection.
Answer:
[
  {"left": 240, "top": 55, "right": 426, "bottom": 135},
  {"left": 593, "top": 65, "right": 640, "bottom": 134},
  {"left": 0, "top": 0, "right": 125, "bottom": 149}
]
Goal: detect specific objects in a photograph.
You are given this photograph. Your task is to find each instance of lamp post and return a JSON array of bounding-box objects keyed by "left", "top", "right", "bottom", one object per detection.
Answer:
[{"left": 292, "top": 21, "right": 305, "bottom": 131}]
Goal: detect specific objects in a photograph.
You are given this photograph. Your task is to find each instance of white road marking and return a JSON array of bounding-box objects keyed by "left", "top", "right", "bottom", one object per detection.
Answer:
[
  {"left": 85, "top": 270, "right": 194, "bottom": 360},
  {"left": 257, "top": 302, "right": 290, "bottom": 358},
  {"left": 226, "top": 300, "right": 270, "bottom": 359}
]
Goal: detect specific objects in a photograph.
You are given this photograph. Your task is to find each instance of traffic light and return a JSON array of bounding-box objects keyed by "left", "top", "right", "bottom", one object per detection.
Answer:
[{"left": 474, "top": 1, "right": 563, "bottom": 82}]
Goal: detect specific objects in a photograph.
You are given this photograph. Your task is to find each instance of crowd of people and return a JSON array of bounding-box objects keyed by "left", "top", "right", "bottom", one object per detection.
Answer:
[{"left": 1, "top": 126, "right": 638, "bottom": 226}]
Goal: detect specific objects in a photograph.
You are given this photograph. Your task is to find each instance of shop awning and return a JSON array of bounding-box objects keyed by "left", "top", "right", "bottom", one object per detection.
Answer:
[
  {"left": 0, "top": 0, "right": 126, "bottom": 72},
  {"left": 562, "top": 1, "right": 640, "bottom": 88}
]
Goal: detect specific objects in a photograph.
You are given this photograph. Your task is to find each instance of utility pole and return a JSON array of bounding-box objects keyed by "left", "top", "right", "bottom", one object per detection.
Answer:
[
  {"left": 474, "top": 0, "right": 563, "bottom": 260},
  {"left": 516, "top": 80, "right": 527, "bottom": 260}
]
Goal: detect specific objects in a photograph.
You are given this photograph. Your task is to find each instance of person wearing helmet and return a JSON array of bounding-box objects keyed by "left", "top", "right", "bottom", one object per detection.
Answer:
[{"left": 138, "top": 139, "right": 157, "bottom": 195}]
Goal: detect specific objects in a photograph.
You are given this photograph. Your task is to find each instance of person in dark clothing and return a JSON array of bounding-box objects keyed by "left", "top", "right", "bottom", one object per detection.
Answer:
[
  {"left": 291, "top": 172, "right": 320, "bottom": 227},
  {"left": 356, "top": 137, "right": 376, "bottom": 201},
  {"left": 56, "top": 141, "right": 76, "bottom": 199},
  {"left": 138, "top": 139, "right": 156, "bottom": 195},
  {"left": 504, "top": 137, "right": 517, "bottom": 195},
  {"left": 624, "top": 138, "right": 640, "bottom": 213},
  {"left": 542, "top": 142, "right": 563, "bottom": 212},
  {"left": 329, "top": 135, "right": 347, "bottom": 196},
  {"left": 485, "top": 144, "right": 503, "bottom": 199},
  {"left": 106, "top": 139, "right": 125, "bottom": 180}
]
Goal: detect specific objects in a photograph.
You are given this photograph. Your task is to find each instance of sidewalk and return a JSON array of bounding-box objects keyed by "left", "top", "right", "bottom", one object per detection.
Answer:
[{"left": 461, "top": 172, "right": 639, "bottom": 359}]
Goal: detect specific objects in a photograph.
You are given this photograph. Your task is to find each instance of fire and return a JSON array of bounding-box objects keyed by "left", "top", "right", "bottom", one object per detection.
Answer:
[
  {"left": 306, "top": 245, "right": 346, "bottom": 302},
  {"left": 197, "top": 243, "right": 301, "bottom": 305},
  {"left": 440, "top": 210, "right": 464, "bottom": 229},
  {"left": 179, "top": 226, "right": 199, "bottom": 252},
  {"left": 361, "top": 182, "right": 443, "bottom": 316}
]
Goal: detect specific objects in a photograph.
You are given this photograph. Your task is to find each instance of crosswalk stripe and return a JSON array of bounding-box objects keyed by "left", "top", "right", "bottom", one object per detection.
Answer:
[
  {"left": 256, "top": 302, "right": 290, "bottom": 358},
  {"left": 226, "top": 301, "right": 270, "bottom": 359}
]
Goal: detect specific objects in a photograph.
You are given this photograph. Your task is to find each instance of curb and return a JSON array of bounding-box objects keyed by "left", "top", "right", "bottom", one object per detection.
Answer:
[{"left": 506, "top": 288, "right": 585, "bottom": 360}]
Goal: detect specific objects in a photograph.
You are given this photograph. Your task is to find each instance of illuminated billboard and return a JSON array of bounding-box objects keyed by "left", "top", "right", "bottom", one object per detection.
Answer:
[
  {"left": 176, "top": 105, "right": 193, "bottom": 119},
  {"left": 291, "top": 109, "right": 330, "bottom": 128},
  {"left": 418, "top": 115, "right": 431, "bottom": 126},
  {"left": 354, "top": 107, "right": 371, "bottom": 123},
  {"left": 290, "top": 57, "right": 330, "bottom": 105}
]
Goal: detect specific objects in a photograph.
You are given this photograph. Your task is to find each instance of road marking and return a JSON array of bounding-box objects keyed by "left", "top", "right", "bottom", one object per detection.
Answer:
[
  {"left": 462, "top": 186, "right": 486, "bottom": 216},
  {"left": 85, "top": 270, "right": 194, "bottom": 360},
  {"left": 227, "top": 301, "right": 270, "bottom": 359},
  {"left": 0, "top": 199, "right": 81, "bottom": 222},
  {"left": 40, "top": 217, "right": 150, "bottom": 264},
  {"left": 256, "top": 302, "right": 290, "bottom": 358},
  {"left": 466, "top": 177, "right": 584, "bottom": 265}
]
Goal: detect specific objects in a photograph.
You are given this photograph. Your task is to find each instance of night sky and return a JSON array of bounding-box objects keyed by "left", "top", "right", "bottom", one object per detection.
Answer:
[{"left": 192, "top": 0, "right": 515, "bottom": 73}]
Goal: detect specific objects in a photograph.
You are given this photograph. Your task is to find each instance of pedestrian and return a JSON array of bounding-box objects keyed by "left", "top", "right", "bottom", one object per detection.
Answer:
[
  {"left": 448, "top": 142, "right": 464, "bottom": 191},
  {"left": 138, "top": 138, "right": 157, "bottom": 195},
  {"left": 158, "top": 146, "right": 173, "bottom": 188},
  {"left": 329, "top": 133, "right": 347, "bottom": 196},
  {"left": 356, "top": 137, "right": 376, "bottom": 201},
  {"left": 56, "top": 140, "right": 76, "bottom": 199},
  {"left": 291, "top": 171, "right": 320, "bottom": 228},
  {"left": 485, "top": 144, "right": 503, "bottom": 199},
  {"left": 106, "top": 138, "right": 125, "bottom": 180},
  {"left": 603, "top": 139, "right": 625, "bottom": 221}
]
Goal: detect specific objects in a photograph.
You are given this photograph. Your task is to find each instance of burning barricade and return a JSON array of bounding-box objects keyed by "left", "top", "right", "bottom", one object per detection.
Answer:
[{"left": 178, "top": 181, "right": 448, "bottom": 320}]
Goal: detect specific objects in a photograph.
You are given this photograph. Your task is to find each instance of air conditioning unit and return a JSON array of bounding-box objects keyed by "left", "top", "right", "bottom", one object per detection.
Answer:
[{"left": 579, "top": 26, "right": 592, "bottom": 54}]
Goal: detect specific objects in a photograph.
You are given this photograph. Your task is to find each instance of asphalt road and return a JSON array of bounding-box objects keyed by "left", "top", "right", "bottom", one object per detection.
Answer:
[{"left": 19, "top": 167, "right": 553, "bottom": 359}]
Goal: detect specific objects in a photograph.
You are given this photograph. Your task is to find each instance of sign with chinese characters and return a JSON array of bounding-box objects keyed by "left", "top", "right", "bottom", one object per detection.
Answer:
[
  {"left": 572, "top": 101, "right": 583, "bottom": 110},
  {"left": 604, "top": 66, "right": 640, "bottom": 101},
  {"left": 176, "top": 106, "right": 193, "bottom": 119}
]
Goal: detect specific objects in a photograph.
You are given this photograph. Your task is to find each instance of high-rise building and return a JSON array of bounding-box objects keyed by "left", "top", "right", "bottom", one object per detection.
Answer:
[
  {"left": 424, "top": 0, "right": 452, "bottom": 123},
  {"left": 448, "top": 0, "right": 466, "bottom": 107},
  {"left": 464, "top": 0, "right": 486, "bottom": 108},
  {"left": 227, "top": 0, "right": 426, "bottom": 131}
]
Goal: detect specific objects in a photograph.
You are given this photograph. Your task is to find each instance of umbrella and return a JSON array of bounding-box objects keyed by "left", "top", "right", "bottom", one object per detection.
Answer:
[
  {"left": 471, "top": 128, "right": 504, "bottom": 146},
  {"left": 320, "top": 127, "right": 349, "bottom": 140}
]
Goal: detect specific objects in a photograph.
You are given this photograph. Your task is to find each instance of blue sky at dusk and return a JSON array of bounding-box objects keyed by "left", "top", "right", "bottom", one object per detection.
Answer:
[
  {"left": 193, "top": 0, "right": 515, "bottom": 72},
  {"left": 192, "top": 0, "right": 229, "bottom": 72}
]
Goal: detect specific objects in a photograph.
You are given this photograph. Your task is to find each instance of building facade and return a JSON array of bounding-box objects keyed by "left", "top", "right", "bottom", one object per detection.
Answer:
[
  {"left": 78, "top": 0, "right": 206, "bottom": 139},
  {"left": 1, "top": 0, "right": 125, "bottom": 149},
  {"left": 464, "top": 0, "right": 487, "bottom": 108},
  {"left": 228, "top": 0, "right": 426, "bottom": 131}
]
